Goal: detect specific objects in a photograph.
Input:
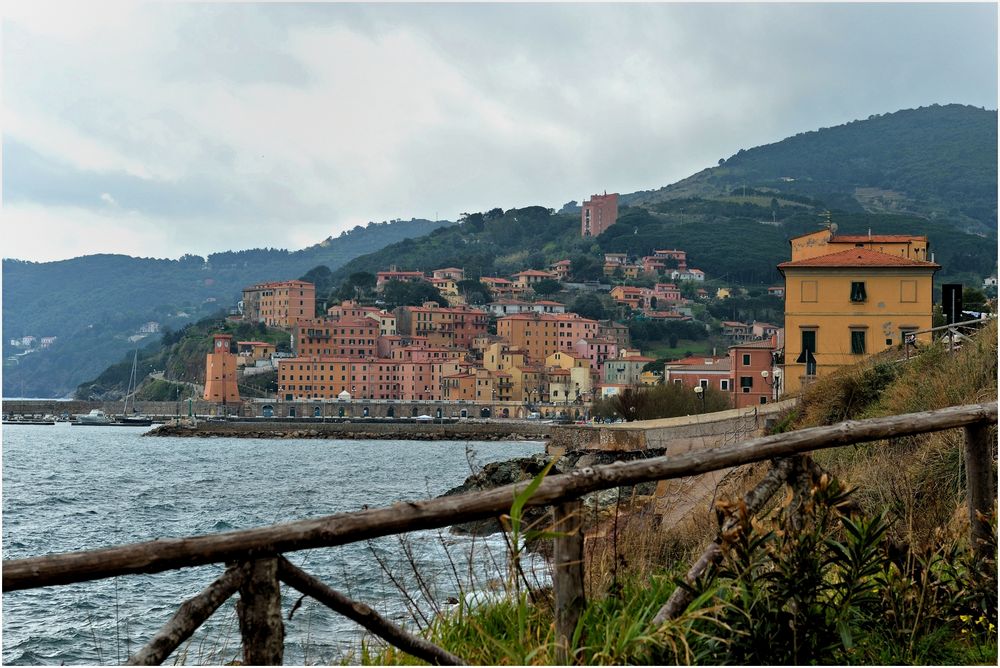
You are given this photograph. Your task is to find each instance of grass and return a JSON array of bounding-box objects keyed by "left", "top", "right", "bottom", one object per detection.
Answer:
[{"left": 643, "top": 339, "right": 711, "bottom": 360}]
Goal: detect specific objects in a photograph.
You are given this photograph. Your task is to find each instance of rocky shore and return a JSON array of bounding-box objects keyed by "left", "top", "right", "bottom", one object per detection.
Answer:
[{"left": 441, "top": 448, "right": 666, "bottom": 535}]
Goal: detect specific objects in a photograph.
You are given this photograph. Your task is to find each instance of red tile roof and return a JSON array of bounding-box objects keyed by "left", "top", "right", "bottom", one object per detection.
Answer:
[
  {"left": 831, "top": 234, "right": 926, "bottom": 243},
  {"left": 778, "top": 248, "right": 940, "bottom": 269}
]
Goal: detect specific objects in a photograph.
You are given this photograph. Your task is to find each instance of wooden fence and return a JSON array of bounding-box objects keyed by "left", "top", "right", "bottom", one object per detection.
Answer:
[{"left": 3, "top": 402, "right": 996, "bottom": 665}]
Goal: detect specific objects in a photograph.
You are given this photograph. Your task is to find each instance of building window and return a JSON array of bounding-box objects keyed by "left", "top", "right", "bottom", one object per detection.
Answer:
[
  {"left": 742, "top": 353, "right": 751, "bottom": 366},
  {"left": 850, "top": 281, "right": 867, "bottom": 303},
  {"left": 740, "top": 376, "right": 753, "bottom": 393},
  {"left": 721, "top": 379, "right": 731, "bottom": 391},
  {"left": 759, "top": 396, "right": 767, "bottom": 404},
  {"left": 851, "top": 329, "right": 866, "bottom": 355},
  {"left": 801, "top": 329, "right": 817, "bottom": 357},
  {"left": 699, "top": 379, "right": 708, "bottom": 389}
]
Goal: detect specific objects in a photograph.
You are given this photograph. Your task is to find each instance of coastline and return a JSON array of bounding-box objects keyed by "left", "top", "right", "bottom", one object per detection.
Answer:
[{"left": 145, "top": 419, "right": 554, "bottom": 441}]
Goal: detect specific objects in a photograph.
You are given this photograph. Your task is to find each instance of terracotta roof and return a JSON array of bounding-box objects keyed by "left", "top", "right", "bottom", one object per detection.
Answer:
[
  {"left": 831, "top": 234, "right": 926, "bottom": 244},
  {"left": 729, "top": 339, "right": 777, "bottom": 350},
  {"left": 778, "top": 248, "right": 940, "bottom": 269},
  {"left": 666, "top": 360, "right": 732, "bottom": 372}
]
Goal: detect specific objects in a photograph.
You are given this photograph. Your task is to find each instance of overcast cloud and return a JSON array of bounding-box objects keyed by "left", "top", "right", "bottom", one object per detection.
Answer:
[{"left": 2, "top": 1, "right": 996, "bottom": 262}]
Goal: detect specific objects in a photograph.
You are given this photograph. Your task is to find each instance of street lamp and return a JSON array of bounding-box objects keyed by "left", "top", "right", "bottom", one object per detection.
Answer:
[
  {"left": 693, "top": 385, "right": 706, "bottom": 413},
  {"left": 761, "top": 369, "right": 781, "bottom": 402}
]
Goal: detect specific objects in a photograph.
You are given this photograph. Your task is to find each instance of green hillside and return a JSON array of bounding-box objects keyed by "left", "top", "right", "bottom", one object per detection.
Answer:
[{"left": 627, "top": 104, "right": 997, "bottom": 235}]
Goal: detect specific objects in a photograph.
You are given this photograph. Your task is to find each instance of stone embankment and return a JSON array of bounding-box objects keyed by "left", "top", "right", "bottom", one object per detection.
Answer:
[{"left": 145, "top": 419, "right": 551, "bottom": 442}]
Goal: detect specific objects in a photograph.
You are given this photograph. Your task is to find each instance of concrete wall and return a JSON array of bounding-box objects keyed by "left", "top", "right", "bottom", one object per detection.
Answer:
[
  {"left": 149, "top": 419, "right": 551, "bottom": 441},
  {"left": 548, "top": 399, "right": 796, "bottom": 455}
]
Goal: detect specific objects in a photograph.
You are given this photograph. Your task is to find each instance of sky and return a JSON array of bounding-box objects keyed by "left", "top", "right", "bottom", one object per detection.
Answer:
[{"left": 2, "top": 1, "right": 997, "bottom": 263}]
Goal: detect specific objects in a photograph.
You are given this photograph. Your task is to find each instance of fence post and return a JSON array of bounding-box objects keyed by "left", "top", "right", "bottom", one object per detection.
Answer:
[
  {"left": 964, "top": 421, "right": 994, "bottom": 564},
  {"left": 237, "top": 558, "right": 284, "bottom": 665},
  {"left": 553, "top": 498, "right": 585, "bottom": 664}
]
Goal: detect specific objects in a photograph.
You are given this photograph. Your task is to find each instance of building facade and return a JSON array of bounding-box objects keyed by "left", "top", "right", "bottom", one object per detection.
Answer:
[
  {"left": 581, "top": 192, "right": 619, "bottom": 238},
  {"left": 203, "top": 334, "right": 241, "bottom": 404},
  {"left": 778, "top": 244, "right": 938, "bottom": 394},
  {"left": 242, "top": 280, "right": 316, "bottom": 328}
]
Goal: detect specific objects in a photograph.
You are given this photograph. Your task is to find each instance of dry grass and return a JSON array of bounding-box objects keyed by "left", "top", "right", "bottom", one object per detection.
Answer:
[{"left": 795, "top": 320, "right": 997, "bottom": 548}]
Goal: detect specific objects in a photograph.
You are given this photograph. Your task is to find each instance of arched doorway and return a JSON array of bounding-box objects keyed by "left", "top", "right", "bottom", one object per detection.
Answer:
[
  {"left": 411, "top": 407, "right": 418, "bottom": 417},
  {"left": 460, "top": 409, "right": 468, "bottom": 418},
  {"left": 480, "top": 407, "right": 491, "bottom": 418},
  {"left": 387, "top": 406, "right": 395, "bottom": 418},
  {"left": 501, "top": 407, "right": 509, "bottom": 418},
  {"left": 262, "top": 405, "right": 274, "bottom": 418},
  {"left": 288, "top": 407, "right": 296, "bottom": 418},
  {"left": 313, "top": 406, "right": 322, "bottom": 417}
]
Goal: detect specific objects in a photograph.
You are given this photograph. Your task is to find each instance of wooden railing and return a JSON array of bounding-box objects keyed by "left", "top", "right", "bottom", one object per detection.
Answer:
[{"left": 3, "top": 402, "right": 996, "bottom": 665}]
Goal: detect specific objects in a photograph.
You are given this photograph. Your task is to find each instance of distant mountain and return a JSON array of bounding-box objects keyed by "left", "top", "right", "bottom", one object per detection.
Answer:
[
  {"left": 2, "top": 218, "right": 453, "bottom": 397},
  {"left": 625, "top": 104, "right": 997, "bottom": 235}
]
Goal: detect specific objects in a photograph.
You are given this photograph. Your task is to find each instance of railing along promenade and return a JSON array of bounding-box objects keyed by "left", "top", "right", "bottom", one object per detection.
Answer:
[{"left": 3, "top": 402, "right": 996, "bottom": 665}]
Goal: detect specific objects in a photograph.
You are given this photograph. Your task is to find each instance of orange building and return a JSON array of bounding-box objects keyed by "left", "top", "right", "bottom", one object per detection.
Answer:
[
  {"left": 292, "top": 317, "right": 379, "bottom": 358},
  {"left": 582, "top": 192, "right": 619, "bottom": 238},
  {"left": 242, "top": 280, "right": 316, "bottom": 328},
  {"left": 278, "top": 357, "right": 399, "bottom": 401},
  {"left": 790, "top": 229, "right": 929, "bottom": 263},
  {"left": 203, "top": 334, "right": 241, "bottom": 404},
  {"left": 496, "top": 312, "right": 600, "bottom": 362},
  {"left": 394, "top": 303, "right": 489, "bottom": 348}
]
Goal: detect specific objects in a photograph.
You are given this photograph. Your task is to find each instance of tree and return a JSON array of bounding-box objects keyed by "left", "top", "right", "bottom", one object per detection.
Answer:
[
  {"left": 532, "top": 278, "right": 563, "bottom": 297},
  {"left": 570, "top": 255, "right": 603, "bottom": 281},
  {"left": 457, "top": 279, "right": 492, "bottom": 305},
  {"left": 381, "top": 280, "right": 448, "bottom": 308},
  {"left": 569, "top": 293, "right": 608, "bottom": 321}
]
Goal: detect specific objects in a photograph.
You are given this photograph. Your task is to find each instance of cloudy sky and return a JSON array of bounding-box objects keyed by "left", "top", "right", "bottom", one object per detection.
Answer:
[{"left": 3, "top": 1, "right": 996, "bottom": 262}]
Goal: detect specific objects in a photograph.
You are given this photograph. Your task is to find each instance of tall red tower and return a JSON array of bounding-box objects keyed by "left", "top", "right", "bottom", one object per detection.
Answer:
[
  {"left": 581, "top": 192, "right": 619, "bottom": 237},
  {"left": 203, "top": 334, "right": 241, "bottom": 405}
]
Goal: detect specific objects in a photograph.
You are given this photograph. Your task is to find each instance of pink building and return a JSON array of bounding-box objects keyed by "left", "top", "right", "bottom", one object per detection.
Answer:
[
  {"left": 664, "top": 356, "right": 732, "bottom": 393},
  {"left": 376, "top": 269, "right": 427, "bottom": 289},
  {"left": 573, "top": 337, "right": 619, "bottom": 371},
  {"left": 581, "top": 192, "right": 619, "bottom": 238},
  {"left": 729, "top": 336, "right": 780, "bottom": 407}
]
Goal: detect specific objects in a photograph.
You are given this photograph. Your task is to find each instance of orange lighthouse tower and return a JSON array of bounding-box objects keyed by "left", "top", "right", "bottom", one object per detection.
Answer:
[{"left": 203, "top": 334, "right": 241, "bottom": 405}]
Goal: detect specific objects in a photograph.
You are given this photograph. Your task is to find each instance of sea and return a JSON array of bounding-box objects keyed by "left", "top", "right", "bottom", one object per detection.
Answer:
[{"left": 1, "top": 424, "right": 546, "bottom": 665}]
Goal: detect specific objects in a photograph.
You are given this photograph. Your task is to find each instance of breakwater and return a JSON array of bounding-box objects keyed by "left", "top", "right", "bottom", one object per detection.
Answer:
[{"left": 146, "top": 419, "right": 552, "bottom": 441}]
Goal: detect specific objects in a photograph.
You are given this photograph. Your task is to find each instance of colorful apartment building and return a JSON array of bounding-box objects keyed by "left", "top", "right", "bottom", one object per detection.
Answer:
[
  {"left": 203, "top": 334, "right": 241, "bottom": 404},
  {"left": 779, "top": 234, "right": 938, "bottom": 394},
  {"left": 242, "top": 280, "right": 316, "bottom": 328},
  {"left": 496, "top": 312, "right": 600, "bottom": 362},
  {"left": 394, "top": 303, "right": 489, "bottom": 349},
  {"left": 573, "top": 337, "right": 618, "bottom": 371},
  {"left": 513, "top": 269, "right": 558, "bottom": 288},
  {"left": 581, "top": 192, "right": 619, "bottom": 238},
  {"left": 602, "top": 351, "right": 656, "bottom": 387},
  {"left": 479, "top": 276, "right": 519, "bottom": 298},
  {"left": 278, "top": 357, "right": 396, "bottom": 401},
  {"left": 292, "top": 317, "right": 380, "bottom": 358},
  {"left": 653, "top": 249, "right": 688, "bottom": 270}
]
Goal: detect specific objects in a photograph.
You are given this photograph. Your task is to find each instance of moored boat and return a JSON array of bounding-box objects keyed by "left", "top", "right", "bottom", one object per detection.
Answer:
[{"left": 73, "top": 409, "right": 113, "bottom": 425}]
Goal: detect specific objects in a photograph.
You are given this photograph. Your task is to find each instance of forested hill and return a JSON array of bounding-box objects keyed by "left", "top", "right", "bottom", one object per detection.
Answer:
[
  {"left": 2, "top": 218, "right": 453, "bottom": 397},
  {"left": 626, "top": 104, "right": 997, "bottom": 235}
]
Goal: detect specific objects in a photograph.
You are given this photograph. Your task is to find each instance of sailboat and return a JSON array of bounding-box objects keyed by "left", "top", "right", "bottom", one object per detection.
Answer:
[{"left": 117, "top": 349, "right": 152, "bottom": 426}]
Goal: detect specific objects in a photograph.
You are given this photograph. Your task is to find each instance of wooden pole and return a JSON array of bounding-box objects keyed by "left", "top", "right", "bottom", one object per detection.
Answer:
[
  {"left": 4, "top": 403, "right": 996, "bottom": 592},
  {"left": 126, "top": 565, "right": 245, "bottom": 665},
  {"left": 964, "top": 420, "right": 995, "bottom": 564},
  {"left": 237, "top": 558, "right": 284, "bottom": 666},
  {"left": 652, "top": 456, "right": 798, "bottom": 624},
  {"left": 276, "top": 557, "right": 464, "bottom": 666},
  {"left": 553, "top": 499, "right": 585, "bottom": 664}
]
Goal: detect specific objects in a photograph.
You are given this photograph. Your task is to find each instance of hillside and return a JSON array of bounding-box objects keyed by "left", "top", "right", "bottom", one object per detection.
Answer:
[
  {"left": 2, "top": 218, "right": 452, "bottom": 397},
  {"left": 626, "top": 104, "right": 997, "bottom": 235}
]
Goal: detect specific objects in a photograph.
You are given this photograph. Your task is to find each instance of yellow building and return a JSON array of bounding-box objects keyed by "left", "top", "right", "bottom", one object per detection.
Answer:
[
  {"left": 778, "top": 246, "right": 938, "bottom": 394},
  {"left": 790, "top": 229, "right": 929, "bottom": 262}
]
